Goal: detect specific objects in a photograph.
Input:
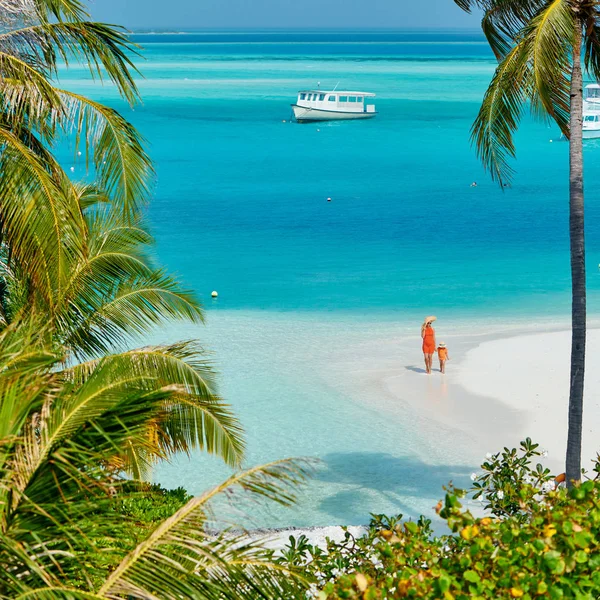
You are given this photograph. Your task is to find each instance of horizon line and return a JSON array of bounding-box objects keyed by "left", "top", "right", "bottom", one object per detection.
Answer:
[{"left": 124, "top": 26, "right": 482, "bottom": 32}]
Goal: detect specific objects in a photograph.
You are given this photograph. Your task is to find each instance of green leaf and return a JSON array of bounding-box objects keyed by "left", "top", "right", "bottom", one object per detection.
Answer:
[{"left": 464, "top": 570, "right": 481, "bottom": 583}]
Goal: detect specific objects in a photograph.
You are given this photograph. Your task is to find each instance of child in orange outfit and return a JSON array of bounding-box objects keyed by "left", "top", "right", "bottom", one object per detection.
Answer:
[{"left": 437, "top": 342, "right": 450, "bottom": 374}]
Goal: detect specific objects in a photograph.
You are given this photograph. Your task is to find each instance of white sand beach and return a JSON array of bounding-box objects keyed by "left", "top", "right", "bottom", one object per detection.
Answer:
[
  {"left": 455, "top": 329, "right": 600, "bottom": 475},
  {"left": 366, "top": 325, "right": 600, "bottom": 477}
]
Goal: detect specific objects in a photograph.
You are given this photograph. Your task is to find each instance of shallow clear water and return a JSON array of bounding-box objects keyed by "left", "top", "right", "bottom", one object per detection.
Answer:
[{"left": 61, "top": 30, "right": 600, "bottom": 526}]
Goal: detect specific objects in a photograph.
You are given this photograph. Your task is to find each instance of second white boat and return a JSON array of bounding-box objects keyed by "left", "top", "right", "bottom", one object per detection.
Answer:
[{"left": 583, "top": 83, "right": 600, "bottom": 139}]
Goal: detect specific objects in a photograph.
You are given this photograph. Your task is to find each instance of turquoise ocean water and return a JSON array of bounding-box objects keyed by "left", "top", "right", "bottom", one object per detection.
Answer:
[{"left": 60, "top": 30, "right": 600, "bottom": 526}]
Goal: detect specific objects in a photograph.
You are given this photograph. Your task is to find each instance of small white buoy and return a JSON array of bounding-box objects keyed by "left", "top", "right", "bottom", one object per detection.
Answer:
[
  {"left": 70, "top": 166, "right": 75, "bottom": 172},
  {"left": 282, "top": 119, "right": 286, "bottom": 123},
  {"left": 211, "top": 291, "right": 218, "bottom": 298},
  {"left": 77, "top": 151, "right": 82, "bottom": 156},
  {"left": 550, "top": 139, "right": 553, "bottom": 143},
  {"left": 316, "top": 128, "right": 320, "bottom": 132},
  {"left": 327, "top": 197, "right": 332, "bottom": 202}
]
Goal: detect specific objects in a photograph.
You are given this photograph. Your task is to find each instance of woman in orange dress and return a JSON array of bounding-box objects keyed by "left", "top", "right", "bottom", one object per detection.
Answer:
[{"left": 421, "top": 318, "right": 436, "bottom": 374}]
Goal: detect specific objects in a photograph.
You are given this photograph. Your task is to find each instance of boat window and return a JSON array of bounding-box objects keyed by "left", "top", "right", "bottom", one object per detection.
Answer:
[
  {"left": 300, "top": 93, "right": 306, "bottom": 100},
  {"left": 319, "top": 94, "right": 325, "bottom": 101},
  {"left": 339, "top": 96, "right": 348, "bottom": 102},
  {"left": 357, "top": 96, "right": 364, "bottom": 102},
  {"left": 585, "top": 115, "right": 596, "bottom": 122},
  {"left": 349, "top": 96, "right": 357, "bottom": 102},
  {"left": 328, "top": 95, "right": 336, "bottom": 102}
]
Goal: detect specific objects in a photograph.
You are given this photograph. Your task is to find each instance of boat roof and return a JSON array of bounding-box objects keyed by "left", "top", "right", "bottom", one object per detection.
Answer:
[
  {"left": 586, "top": 83, "right": 600, "bottom": 89},
  {"left": 299, "top": 90, "right": 376, "bottom": 97}
]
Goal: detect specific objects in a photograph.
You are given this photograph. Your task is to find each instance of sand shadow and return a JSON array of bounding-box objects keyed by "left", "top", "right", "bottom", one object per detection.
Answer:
[
  {"left": 315, "top": 451, "right": 473, "bottom": 523},
  {"left": 405, "top": 365, "right": 428, "bottom": 374}
]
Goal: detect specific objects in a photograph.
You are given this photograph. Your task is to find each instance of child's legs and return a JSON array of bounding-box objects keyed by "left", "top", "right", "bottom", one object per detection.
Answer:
[{"left": 439, "top": 359, "right": 445, "bottom": 373}]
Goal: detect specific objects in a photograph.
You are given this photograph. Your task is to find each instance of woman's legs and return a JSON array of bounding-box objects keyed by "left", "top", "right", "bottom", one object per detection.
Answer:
[{"left": 424, "top": 353, "right": 433, "bottom": 374}]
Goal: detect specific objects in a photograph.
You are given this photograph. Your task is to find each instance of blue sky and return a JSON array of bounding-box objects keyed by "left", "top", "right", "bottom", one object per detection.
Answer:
[{"left": 87, "top": 0, "right": 480, "bottom": 29}]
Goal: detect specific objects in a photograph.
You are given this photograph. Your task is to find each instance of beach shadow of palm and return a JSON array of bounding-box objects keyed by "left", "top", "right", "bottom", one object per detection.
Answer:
[
  {"left": 316, "top": 452, "right": 473, "bottom": 522},
  {"left": 405, "top": 366, "right": 428, "bottom": 373}
]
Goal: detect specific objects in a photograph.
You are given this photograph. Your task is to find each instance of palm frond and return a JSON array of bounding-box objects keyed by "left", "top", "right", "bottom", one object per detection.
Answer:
[
  {"left": 59, "top": 90, "right": 153, "bottom": 217},
  {"left": 99, "top": 459, "right": 314, "bottom": 600},
  {"left": 65, "top": 271, "right": 203, "bottom": 356},
  {"left": 0, "top": 21, "right": 142, "bottom": 103},
  {"left": 65, "top": 343, "right": 245, "bottom": 468},
  {"left": 456, "top": 0, "right": 547, "bottom": 59},
  {"left": 33, "top": 0, "right": 89, "bottom": 23},
  {"left": 523, "top": 0, "right": 573, "bottom": 133},
  {"left": 471, "top": 42, "right": 531, "bottom": 184},
  {"left": 74, "top": 183, "right": 113, "bottom": 211},
  {"left": 0, "top": 126, "right": 86, "bottom": 306},
  {"left": 0, "top": 51, "right": 63, "bottom": 138}
]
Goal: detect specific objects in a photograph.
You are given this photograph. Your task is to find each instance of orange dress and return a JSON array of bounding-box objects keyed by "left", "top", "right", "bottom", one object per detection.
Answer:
[
  {"left": 422, "top": 327, "right": 436, "bottom": 354},
  {"left": 438, "top": 347, "right": 448, "bottom": 360}
]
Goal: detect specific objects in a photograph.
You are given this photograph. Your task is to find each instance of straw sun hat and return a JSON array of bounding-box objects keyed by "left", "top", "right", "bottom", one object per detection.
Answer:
[
  {"left": 439, "top": 342, "right": 446, "bottom": 347},
  {"left": 424, "top": 315, "right": 437, "bottom": 325}
]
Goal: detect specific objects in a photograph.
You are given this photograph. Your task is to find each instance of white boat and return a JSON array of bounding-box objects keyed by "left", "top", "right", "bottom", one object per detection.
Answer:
[
  {"left": 291, "top": 90, "right": 376, "bottom": 123},
  {"left": 583, "top": 84, "right": 600, "bottom": 138}
]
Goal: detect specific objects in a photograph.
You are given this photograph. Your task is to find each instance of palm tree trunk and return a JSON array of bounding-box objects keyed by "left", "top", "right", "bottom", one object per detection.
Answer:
[{"left": 566, "top": 21, "right": 585, "bottom": 487}]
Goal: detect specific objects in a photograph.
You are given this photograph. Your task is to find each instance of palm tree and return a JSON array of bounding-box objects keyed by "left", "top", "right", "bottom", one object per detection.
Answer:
[
  {"left": 454, "top": 0, "right": 594, "bottom": 485},
  {"left": 0, "top": 4, "right": 311, "bottom": 595},
  {"left": 0, "top": 320, "right": 312, "bottom": 598},
  {"left": 0, "top": 1, "right": 245, "bottom": 474}
]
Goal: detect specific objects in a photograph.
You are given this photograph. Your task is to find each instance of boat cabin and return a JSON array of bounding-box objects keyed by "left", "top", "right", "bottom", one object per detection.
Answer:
[
  {"left": 295, "top": 90, "right": 376, "bottom": 114},
  {"left": 585, "top": 83, "right": 600, "bottom": 100},
  {"left": 584, "top": 84, "right": 600, "bottom": 112}
]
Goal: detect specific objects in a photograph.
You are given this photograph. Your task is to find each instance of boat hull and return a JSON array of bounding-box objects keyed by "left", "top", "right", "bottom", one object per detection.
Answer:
[
  {"left": 291, "top": 104, "right": 377, "bottom": 122},
  {"left": 583, "top": 128, "right": 600, "bottom": 139}
]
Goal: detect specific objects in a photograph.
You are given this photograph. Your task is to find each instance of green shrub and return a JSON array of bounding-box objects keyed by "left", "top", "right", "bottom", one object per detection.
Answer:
[{"left": 281, "top": 439, "right": 600, "bottom": 599}]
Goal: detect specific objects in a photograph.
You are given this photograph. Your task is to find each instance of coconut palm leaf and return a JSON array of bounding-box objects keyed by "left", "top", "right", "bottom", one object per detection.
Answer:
[
  {"left": 0, "top": 21, "right": 142, "bottom": 103},
  {"left": 471, "top": 0, "right": 574, "bottom": 184},
  {"left": 33, "top": 0, "right": 89, "bottom": 23},
  {"left": 74, "top": 183, "right": 113, "bottom": 211},
  {"left": 0, "top": 52, "right": 63, "bottom": 137},
  {"left": 64, "top": 343, "right": 245, "bottom": 469},
  {"left": 0, "top": 127, "right": 86, "bottom": 305},
  {"left": 522, "top": 0, "right": 573, "bottom": 130},
  {"left": 6, "top": 341, "right": 242, "bottom": 488},
  {"left": 59, "top": 90, "right": 153, "bottom": 218},
  {"left": 61, "top": 207, "right": 154, "bottom": 304},
  {"left": 64, "top": 271, "right": 203, "bottom": 356},
  {"left": 99, "top": 459, "right": 314, "bottom": 600},
  {"left": 471, "top": 43, "right": 531, "bottom": 183}
]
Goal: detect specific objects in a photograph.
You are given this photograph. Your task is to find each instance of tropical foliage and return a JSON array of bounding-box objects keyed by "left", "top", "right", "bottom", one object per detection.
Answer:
[
  {"left": 0, "top": 320, "right": 312, "bottom": 597},
  {"left": 283, "top": 439, "right": 600, "bottom": 599},
  {"left": 0, "top": 3, "right": 316, "bottom": 598},
  {"left": 0, "top": 0, "right": 248, "bottom": 475},
  {"left": 453, "top": 0, "right": 596, "bottom": 483}
]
